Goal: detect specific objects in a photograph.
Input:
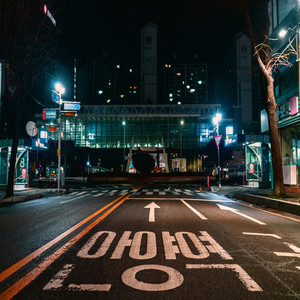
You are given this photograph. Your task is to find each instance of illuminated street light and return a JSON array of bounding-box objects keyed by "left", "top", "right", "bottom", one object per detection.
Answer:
[
  {"left": 213, "top": 113, "right": 222, "bottom": 187},
  {"left": 55, "top": 82, "right": 65, "bottom": 192},
  {"left": 122, "top": 120, "right": 126, "bottom": 172}
]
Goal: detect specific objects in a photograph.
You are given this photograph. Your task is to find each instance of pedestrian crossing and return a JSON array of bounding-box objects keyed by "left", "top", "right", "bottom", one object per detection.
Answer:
[{"left": 66, "top": 188, "right": 208, "bottom": 198}]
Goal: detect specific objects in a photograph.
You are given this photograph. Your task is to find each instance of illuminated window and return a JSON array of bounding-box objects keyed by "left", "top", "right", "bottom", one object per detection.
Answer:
[{"left": 98, "top": 90, "right": 103, "bottom": 95}]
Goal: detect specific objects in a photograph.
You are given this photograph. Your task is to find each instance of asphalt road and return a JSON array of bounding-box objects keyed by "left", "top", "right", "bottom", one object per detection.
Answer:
[{"left": 0, "top": 183, "right": 300, "bottom": 299}]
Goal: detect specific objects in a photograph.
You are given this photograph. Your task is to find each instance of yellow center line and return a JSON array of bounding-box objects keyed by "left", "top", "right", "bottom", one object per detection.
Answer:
[
  {"left": 0, "top": 194, "right": 131, "bottom": 300},
  {"left": 0, "top": 194, "right": 126, "bottom": 284}
]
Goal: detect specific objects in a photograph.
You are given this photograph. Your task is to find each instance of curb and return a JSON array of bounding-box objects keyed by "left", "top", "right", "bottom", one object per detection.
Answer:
[
  {"left": 234, "top": 193, "right": 300, "bottom": 216},
  {"left": 0, "top": 193, "right": 45, "bottom": 206}
]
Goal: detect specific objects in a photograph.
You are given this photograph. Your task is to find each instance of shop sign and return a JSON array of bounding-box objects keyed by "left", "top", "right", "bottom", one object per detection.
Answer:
[
  {"left": 249, "top": 163, "right": 254, "bottom": 174},
  {"left": 277, "top": 96, "right": 299, "bottom": 120}
]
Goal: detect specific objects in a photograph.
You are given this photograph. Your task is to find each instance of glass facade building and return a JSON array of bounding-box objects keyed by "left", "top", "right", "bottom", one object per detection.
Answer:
[{"left": 39, "top": 104, "right": 220, "bottom": 151}]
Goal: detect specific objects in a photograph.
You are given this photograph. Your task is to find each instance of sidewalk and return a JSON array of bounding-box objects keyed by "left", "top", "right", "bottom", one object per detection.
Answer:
[{"left": 211, "top": 185, "right": 300, "bottom": 216}]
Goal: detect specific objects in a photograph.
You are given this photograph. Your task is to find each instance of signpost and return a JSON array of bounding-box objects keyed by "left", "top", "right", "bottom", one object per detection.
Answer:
[{"left": 214, "top": 135, "right": 222, "bottom": 187}]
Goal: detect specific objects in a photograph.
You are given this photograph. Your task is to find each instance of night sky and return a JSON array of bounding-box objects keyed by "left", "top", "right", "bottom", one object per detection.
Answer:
[{"left": 58, "top": 0, "right": 245, "bottom": 71}]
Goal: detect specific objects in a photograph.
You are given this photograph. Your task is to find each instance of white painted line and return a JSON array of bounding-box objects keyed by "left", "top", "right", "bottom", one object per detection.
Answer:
[
  {"left": 92, "top": 192, "right": 104, "bottom": 197},
  {"left": 159, "top": 191, "right": 166, "bottom": 196},
  {"left": 76, "top": 191, "right": 87, "bottom": 195},
  {"left": 217, "top": 204, "right": 266, "bottom": 225},
  {"left": 183, "top": 191, "right": 193, "bottom": 196},
  {"left": 184, "top": 189, "right": 192, "bottom": 192},
  {"left": 128, "top": 198, "right": 233, "bottom": 202},
  {"left": 144, "top": 202, "right": 160, "bottom": 222},
  {"left": 60, "top": 195, "right": 86, "bottom": 204},
  {"left": 242, "top": 232, "right": 281, "bottom": 239},
  {"left": 273, "top": 252, "right": 300, "bottom": 258},
  {"left": 180, "top": 199, "right": 207, "bottom": 220},
  {"left": 186, "top": 264, "right": 262, "bottom": 292},
  {"left": 296, "top": 266, "right": 300, "bottom": 270},
  {"left": 172, "top": 192, "right": 180, "bottom": 195},
  {"left": 68, "top": 283, "right": 111, "bottom": 291},
  {"left": 146, "top": 192, "right": 153, "bottom": 195},
  {"left": 153, "top": 189, "right": 159, "bottom": 192},
  {"left": 284, "top": 242, "right": 300, "bottom": 253}
]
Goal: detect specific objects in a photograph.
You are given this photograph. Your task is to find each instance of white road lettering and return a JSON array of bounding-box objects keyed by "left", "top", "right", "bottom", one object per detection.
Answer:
[
  {"left": 121, "top": 265, "right": 184, "bottom": 291},
  {"left": 43, "top": 264, "right": 74, "bottom": 290},
  {"left": 186, "top": 264, "right": 262, "bottom": 292},
  {"left": 175, "top": 232, "right": 209, "bottom": 259},
  {"left": 77, "top": 231, "right": 116, "bottom": 258},
  {"left": 144, "top": 202, "right": 160, "bottom": 222},
  {"left": 242, "top": 232, "right": 281, "bottom": 239},
  {"left": 129, "top": 232, "right": 157, "bottom": 260},
  {"left": 162, "top": 231, "right": 180, "bottom": 260},
  {"left": 111, "top": 231, "right": 133, "bottom": 259},
  {"left": 180, "top": 199, "right": 207, "bottom": 220},
  {"left": 217, "top": 204, "right": 266, "bottom": 225},
  {"left": 44, "top": 264, "right": 111, "bottom": 291}
]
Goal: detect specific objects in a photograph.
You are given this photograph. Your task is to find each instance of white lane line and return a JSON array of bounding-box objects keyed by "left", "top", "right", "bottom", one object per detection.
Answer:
[
  {"left": 296, "top": 266, "right": 300, "bottom": 270},
  {"left": 186, "top": 264, "right": 262, "bottom": 292},
  {"left": 60, "top": 195, "right": 86, "bottom": 204},
  {"left": 217, "top": 204, "right": 266, "bottom": 225},
  {"left": 180, "top": 199, "right": 207, "bottom": 220},
  {"left": 76, "top": 191, "right": 87, "bottom": 195},
  {"left": 274, "top": 242, "right": 300, "bottom": 258},
  {"left": 284, "top": 242, "right": 300, "bottom": 253},
  {"left": 242, "top": 232, "right": 281, "bottom": 239},
  {"left": 92, "top": 192, "right": 104, "bottom": 197},
  {"left": 183, "top": 191, "right": 193, "bottom": 196},
  {"left": 172, "top": 192, "right": 180, "bottom": 195},
  {"left": 127, "top": 198, "right": 233, "bottom": 202},
  {"left": 159, "top": 191, "right": 166, "bottom": 196}
]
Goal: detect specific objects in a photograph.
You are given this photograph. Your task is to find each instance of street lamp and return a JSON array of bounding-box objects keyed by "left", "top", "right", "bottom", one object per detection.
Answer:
[
  {"left": 213, "top": 113, "right": 222, "bottom": 187},
  {"left": 55, "top": 82, "right": 65, "bottom": 192},
  {"left": 180, "top": 119, "right": 184, "bottom": 158},
  {"left": 122, "top": 120, "right": 126, "bottom": 172}
]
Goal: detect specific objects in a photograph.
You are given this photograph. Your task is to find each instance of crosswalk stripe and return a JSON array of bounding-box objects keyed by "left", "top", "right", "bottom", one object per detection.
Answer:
[
  {"left": 159, "top": 191, "right": 166, "bottom": 195},
  {"left": 92, "top": 192, "right": 104, "bottom": 197},
  {"left": 146, "top": 192, "right": 153, "bottom": 195}
]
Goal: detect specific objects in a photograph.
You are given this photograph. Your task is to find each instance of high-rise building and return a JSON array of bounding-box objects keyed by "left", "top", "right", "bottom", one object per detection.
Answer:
[
  {"left": 92, "top": 59, "right": 139, "bottom": 105},
  {"left": 141, "top": 23, "right": 158, "bottom": 104},
  {"left": 163, "top": 62, "right": 208, "bottom": 105}
]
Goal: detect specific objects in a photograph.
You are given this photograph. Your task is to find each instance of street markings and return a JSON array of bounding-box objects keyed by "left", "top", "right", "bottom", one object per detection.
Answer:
[
  {"left": 144, "top": 202, "right": 160, "bottom": 222},
  {"left": 242, "top": 232, "right": 281, "bottom": 239},
  {"left": 186, "top": 264, "right": 262, "bottom": 292},
  {"left": 180, "top": 199, "right": 207, "bottom": 220},
  {"left": 92, "top": 192, "right": 104, "bottom": 197},
  {"left": 217, "top": 204, "right": 266, "bottom": 225},
  {"left": 0, "top": 194, "right": 131, "bottom": 300},
  {"left": 274, "top": 242, "right": 300, "bottom": 258}
]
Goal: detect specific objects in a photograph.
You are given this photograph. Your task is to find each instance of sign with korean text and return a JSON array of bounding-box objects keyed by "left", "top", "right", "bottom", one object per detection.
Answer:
[
  {"left": 52, "top": 91, "right": 60, "bottom": 103},
  {"left": 64, "top": 102, "right": 81, "bottom": 110},
  {"left": 43, "top": 110, "right": 56, "bottom": 120}
]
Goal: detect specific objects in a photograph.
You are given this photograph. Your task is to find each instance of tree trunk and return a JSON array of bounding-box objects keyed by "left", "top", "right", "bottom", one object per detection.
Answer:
[{"left": 266, "top": 80, "right": 285, "bottom": 195}]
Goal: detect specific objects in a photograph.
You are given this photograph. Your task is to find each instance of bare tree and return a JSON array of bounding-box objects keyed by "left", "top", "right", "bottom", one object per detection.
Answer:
[
  {"left": 0, "top": 0, "right": 57, "bottom": 197},
  {"left": 220, "top": 0, "right": 286, "bottom": 195}
]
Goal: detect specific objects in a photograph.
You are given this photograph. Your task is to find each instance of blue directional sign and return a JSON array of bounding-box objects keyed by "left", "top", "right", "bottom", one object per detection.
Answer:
[
  {"left": 64, "top": 102, "right": 81, "bottom": 110},
  {"left": 52, "top": 91, "right": 60, "bottom": 103},
  {"left": 225, "top": 134, "right": 238, "bottom": 147},
  {"left": 45, "top": 110, "right": 57, "bottom": 120}
]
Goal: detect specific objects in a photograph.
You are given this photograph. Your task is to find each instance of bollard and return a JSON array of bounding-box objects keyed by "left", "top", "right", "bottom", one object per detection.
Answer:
[{"left": 207, "top": 176, "right": 209, "bottom": 188}]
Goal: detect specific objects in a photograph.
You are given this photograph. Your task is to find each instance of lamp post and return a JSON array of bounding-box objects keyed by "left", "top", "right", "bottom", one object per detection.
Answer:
[
  {"left": 180, "top": 119, "right": 184, "bottom": 158},
  {"left": 54, "top": 82, "right": 65, "bottom": 192},
  {"left": 213, "top": 113, "right": 222, "bottom": 187},
  {"left": 122, "top": 120, "right": 126, "bottom": 172}
]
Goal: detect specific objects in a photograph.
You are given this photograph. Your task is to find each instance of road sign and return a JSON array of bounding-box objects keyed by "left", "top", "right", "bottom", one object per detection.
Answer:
[
  {"left": 43, "top": 110, "right": 57, "bottom": 120},
  {"left": 52, "top": 91, "right": 60, "bottom": 103},
  {"left": 214, "top": 135, "right": 222, "bottom": 149},
  {"left": 64, "top": 102, "right": 81, "bottom": 110}
]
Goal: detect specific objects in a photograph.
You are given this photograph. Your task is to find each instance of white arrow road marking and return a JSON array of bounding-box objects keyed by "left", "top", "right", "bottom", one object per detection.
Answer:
[
  {"left": 242, "top": 232, "right": 281, "bottom": 239},
  {"left": 186, "top": 264, "right": 262, "bottom": 292},
  {"left": 217, "top": 204, "right": 266, "bottom": 225},
  {"left": 180, "top": 199, "right": 207, "bottom": 220},
  {"left": 144, "top": 202, "right": 161, "bottom": 222}
]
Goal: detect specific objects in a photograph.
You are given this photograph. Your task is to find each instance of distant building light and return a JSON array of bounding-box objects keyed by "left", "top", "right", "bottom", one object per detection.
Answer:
[
  {"left": 177, "top": 72, "right": 181, "bottom": 76},
  {"left": 187, "top": 85, "right": 190, "bottom": 89},
  {"left": 116, "top": 65, "right": 120, "bottom": 69},
  {"left": 106, "top": 99, "right": 111, "bottom": 103},
  {"left": 226, "top": 126, "right": 234, "bottom": 135},
  {"left": 190, "top": 89, "right": 195, "bottom": 93},
  {"left": 177, "top": 101, "right": 182, "bottom": 105},
  {"left": 98, "top": 90, "right": 103, "bottom": 95},
  {"left": 165, "top": 64, "right": 171, "bottom": 68},
  {"left": 169, "top": 93, "right": 173, "bottom": 97},
  {"left": 133, "top": 91, "right": 136, "bottom": 94},
  {"left": 169, "top": 98, "right": 173, "bottom": 101},
  {"left": 129, "top": 68, "right": 133, "bottom": 72},
  {"left": 198, "top": 80, "right": 203, "bottom": 85},
  {"left": 120, "top": 94, "right": 125, "bottom": 98}
]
